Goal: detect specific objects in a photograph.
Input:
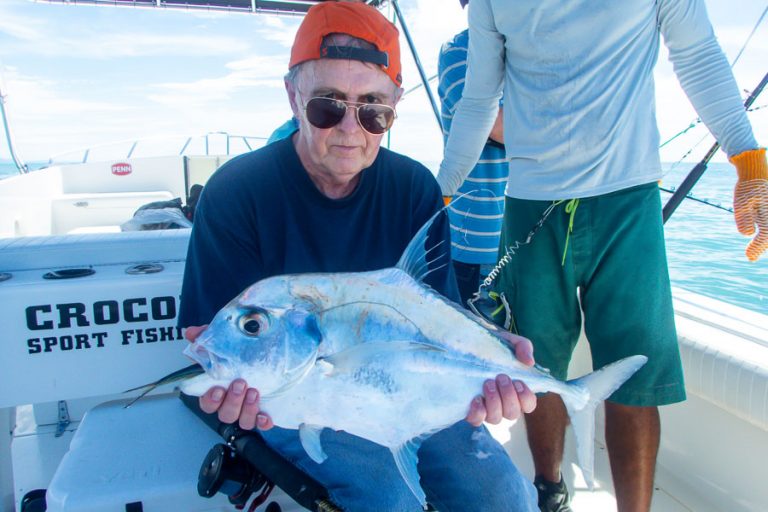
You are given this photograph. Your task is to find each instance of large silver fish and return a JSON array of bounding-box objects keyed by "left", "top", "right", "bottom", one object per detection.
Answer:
[{"left": 140, "top": 210, "right": 646, "bottom": 506}]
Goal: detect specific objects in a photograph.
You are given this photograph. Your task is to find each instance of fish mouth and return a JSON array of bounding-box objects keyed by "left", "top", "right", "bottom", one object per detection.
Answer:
[{"left": 183, "top": 343, "right": 229, "bottom": 377}]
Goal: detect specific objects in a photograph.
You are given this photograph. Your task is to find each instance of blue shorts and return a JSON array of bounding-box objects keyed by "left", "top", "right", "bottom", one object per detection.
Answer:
[
  {"left": 261, "top": 422, "right": 537, "bottom": 511},
  {"left": 496, "top": 183, "right": 686, "bottom": 406}
]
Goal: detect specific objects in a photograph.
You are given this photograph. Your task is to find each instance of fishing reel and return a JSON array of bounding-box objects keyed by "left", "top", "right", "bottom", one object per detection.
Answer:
[
  {"left": 198, "top": 443, "right": 276, "bottom": 511},
  {"left": 467, "top": 287, "right": 513, "bottom": 331}
]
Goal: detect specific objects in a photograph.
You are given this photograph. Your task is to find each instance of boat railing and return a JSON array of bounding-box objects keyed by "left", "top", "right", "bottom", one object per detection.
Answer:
[{"left": 44, "top": 131, "right": 268, "bottom": 166}]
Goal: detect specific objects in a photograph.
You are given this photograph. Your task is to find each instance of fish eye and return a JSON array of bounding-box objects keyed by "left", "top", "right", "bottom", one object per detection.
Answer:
[{"left": 238, "top": 311, "right": 269, "bottom": 337}]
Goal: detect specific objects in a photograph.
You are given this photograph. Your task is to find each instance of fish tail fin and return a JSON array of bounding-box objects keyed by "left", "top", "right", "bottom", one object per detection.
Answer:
[{"left": 563, "top": 355, "right": 648, "bottom": 489}]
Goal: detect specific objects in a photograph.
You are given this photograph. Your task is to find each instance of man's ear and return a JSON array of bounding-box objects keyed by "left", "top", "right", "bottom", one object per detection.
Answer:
[
  {"left": 286, "top": 80, "right": 300, "bottom": 117},
  {"left": 393, "top": 86, "right": 404, "bottom": 105}
]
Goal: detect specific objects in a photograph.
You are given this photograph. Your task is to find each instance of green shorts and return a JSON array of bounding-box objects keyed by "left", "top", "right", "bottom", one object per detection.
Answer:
[{"left": 496, "top": 183, "right": 685, "bottom": 406}]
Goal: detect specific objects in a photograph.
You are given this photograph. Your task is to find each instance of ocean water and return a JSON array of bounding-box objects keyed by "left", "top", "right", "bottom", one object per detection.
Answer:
[
  {"left": 1, "top": 160, "right": 765, "bottom": 314},
  {"left": 0, "top": 161, "right": 48, "bottom": 177},
  {"left": 661, "top": 161, "right": 766, "bottom": 314}
]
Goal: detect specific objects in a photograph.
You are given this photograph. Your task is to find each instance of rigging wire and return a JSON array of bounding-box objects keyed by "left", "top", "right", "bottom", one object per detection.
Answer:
[
  {"left": 659, "top": 4, "right": 767, "bottom": 148},
  {"left": 660, "top": 5, "right": 768, "bottom": 216},
  {"left": 730, "top": 4, "right": 768, "bottom": 69},
  {"left": 662, "top": 70, "right": 768, "bottom": 222},
  {"left": 660, "top": 103, "right": 766, "bottom": 214}
]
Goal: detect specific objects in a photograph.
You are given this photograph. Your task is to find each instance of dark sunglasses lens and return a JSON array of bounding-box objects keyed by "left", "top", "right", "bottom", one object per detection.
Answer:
[
  {"left": 306, "top": 98, "right": 346, "bottom": 129},
  {"left": 358, "top": 105, "right": 394, "bottom": 134}
]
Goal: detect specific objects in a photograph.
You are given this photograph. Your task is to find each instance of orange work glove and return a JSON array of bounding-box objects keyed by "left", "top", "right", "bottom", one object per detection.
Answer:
[{"left": 730, "top": 148, "right": 768, "bottom": 261}]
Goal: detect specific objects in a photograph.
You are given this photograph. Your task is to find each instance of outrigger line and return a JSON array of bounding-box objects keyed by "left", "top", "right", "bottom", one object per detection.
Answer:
[
  {"left": 662, "top": 69, "right": 768, "bottom": 223},
  {"left": 658, "top": 186, "right": 733, "bottom": 214}
]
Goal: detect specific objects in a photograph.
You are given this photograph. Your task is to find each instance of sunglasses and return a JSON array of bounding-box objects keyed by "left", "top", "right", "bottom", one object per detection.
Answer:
[{"left": 301, "top": 96, "right": 396, "bottom": 135}]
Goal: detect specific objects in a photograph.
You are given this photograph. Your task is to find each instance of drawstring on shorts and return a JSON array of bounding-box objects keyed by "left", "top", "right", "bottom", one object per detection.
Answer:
[{"left": 561, "top": 198, "right": 580, "bottom": 266}]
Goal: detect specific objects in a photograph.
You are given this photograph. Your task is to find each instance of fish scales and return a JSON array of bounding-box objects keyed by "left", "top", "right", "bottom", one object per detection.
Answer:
[{"left": 256, "top": 268, "right": 523, "bottom": 364}]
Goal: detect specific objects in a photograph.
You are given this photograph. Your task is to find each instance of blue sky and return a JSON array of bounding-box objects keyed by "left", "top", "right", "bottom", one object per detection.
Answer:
[{"left": 0, "top": 0, "right": 766, "bottom": 168}]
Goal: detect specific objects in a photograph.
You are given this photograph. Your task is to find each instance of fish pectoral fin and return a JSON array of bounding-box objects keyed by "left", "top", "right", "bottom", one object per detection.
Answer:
[
  {"left": 323, "top": 341, "right": 445, "bottom": 375},
  {"left": 391, "top": 439, "right": 427, "bottom": 506},
  {"left": 299, "top": 424, "right": 328, "bottom": 464}
]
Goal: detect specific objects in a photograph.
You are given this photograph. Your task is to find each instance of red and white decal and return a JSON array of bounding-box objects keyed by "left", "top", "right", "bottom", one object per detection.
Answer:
[{"left": 111, "top": 162, "right": 132, "bottom": 176}]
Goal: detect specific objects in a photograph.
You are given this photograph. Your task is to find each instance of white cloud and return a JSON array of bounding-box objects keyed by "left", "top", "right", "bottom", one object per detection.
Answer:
[
  {"left": 9, "top": 29, "right": 248, "bottom": 60},
  {"left": 0, "top": 1, "right": 255, "bottom": 59},
  {"left": 3, "top": 70, "right": 128, "bottom": 118},
  {"left": 1, "top": 0, "right": 765, "bottom": 165},
  {"left": 148, "top": 54, "right": 288, "bottom": 107},
  {"left": 254, "top": 14, "right": 303, "bottom": 48},
  {"left": 0, "top": 7, "right": 46, "bottom": 42}
]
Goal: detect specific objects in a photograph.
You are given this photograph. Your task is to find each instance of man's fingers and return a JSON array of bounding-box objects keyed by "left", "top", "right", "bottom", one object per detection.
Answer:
[
  {"left": 497, "top": 331, "right": 535, "bottom": 367},
  {"left": 497, "top": 375, "right": 521, "bottom": 420},
  {"left": 199, "top": 386, "right": 225, "bottom": 414},
  {"left": 465, "top": 396, "right": 486, "bottom": 427},
  {"left": 513, "top": 379, "right": 537, "bottom": 414},
  {"left": 256, "top": 413, "right": 274, "bottom": 430},
  {"left": 184, "top": 324, "right": 208, "bottom": 343},
  {"left": 482, "top": 379, "right": 503, "bottom": 424},
  {"left": 513, "top": 339, "right": 535, "bottom": 367},
  {"left": 237, "top": 389, "right": 274, "bottom": 431},
  {"left": 237, "top": 388, "right": 261, "bottom": 430},
  {"left": 216, "top": 379, "right": 247, "bottom": 424}
]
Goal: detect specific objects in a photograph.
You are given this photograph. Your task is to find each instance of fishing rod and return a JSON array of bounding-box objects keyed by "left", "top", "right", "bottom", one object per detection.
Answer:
[
  {"left": 390, "top": 0, "right": 443, "bottom": 131},
  {"left": 662, "top": 70, "right": 768, "bottom": 223},
  {"left": 0, "top": 70, "right": 29, "bottom": 175},
  {"left": 403, "top": 74, "right": 438, "bottom": 97}
]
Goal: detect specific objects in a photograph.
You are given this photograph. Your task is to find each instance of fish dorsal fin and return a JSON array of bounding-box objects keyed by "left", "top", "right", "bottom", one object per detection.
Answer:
[
  {"left": 391, "top": 437, "right": 429, "bottom": 506},
  {"left": 299, "top": 424, "right": 328, "bottom": 464},
  {"left": 322, "top": 341, "right": 444, "bottom": 375},
  {"left": 395, "top": 206, "right": 450, "bottom": 284}
]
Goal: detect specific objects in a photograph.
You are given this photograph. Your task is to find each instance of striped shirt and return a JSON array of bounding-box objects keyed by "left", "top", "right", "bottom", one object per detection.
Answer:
[{"left": 439, "top": 29, "right": 508, "bottom": 265}]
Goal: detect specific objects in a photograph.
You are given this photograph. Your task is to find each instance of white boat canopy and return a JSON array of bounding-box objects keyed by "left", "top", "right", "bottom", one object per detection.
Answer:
[{"left": 35, "top": 0, "right": 385, "bottom": 15}]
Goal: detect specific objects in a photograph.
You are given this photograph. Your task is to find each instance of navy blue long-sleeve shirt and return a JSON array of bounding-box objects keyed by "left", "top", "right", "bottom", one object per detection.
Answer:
[{"left": 179, "top": 136, "right": 458, "bottom": 327}]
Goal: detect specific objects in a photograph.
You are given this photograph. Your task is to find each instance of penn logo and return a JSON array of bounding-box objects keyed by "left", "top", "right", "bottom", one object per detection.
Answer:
[{"left": 111, "top": 162, "right": 132, "bottom": 176}]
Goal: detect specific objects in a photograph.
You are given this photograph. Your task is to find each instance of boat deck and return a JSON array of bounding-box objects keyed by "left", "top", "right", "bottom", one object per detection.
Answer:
[{"left": 492, "top": 414, "right": 701, "bottom": 512}]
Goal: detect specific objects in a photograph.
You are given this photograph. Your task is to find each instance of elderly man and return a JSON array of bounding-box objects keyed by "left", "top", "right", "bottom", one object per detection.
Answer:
[{"left": 178, "top": 3, "right": 538, "bottom": 511}]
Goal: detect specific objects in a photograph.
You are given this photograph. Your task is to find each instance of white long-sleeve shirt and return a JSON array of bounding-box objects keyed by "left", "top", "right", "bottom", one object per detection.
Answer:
[{"left": 437, "top": 0, "right": 758, "bottom": 200}]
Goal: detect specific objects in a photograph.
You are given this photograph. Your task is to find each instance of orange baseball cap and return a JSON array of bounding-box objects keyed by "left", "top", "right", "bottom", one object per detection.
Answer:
[{"left": 289, "top": 2, "right": 402, "bottom": 86}]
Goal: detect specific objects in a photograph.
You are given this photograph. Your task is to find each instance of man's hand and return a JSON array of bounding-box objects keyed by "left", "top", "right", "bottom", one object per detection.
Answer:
[
  {"left": 465, "top": 331, "right": 537, "bottom": 426},
  {"left": 185, "top": 324, "right": 274, "bottom": 431},
  {"left": 199, "top": 379, "right": 274, "bottom": 431},
  {"left": 731, "top": 148, "right": 768, "bottom": 261}
]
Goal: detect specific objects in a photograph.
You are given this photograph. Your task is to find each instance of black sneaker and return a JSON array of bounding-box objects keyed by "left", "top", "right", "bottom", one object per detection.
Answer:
[{"left": 533, "top": 475, "right": 573, "bottom": 512}]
